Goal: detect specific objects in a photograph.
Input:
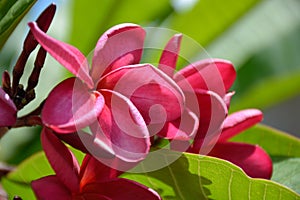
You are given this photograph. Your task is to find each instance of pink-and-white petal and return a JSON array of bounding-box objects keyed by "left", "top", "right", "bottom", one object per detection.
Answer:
[
  {"left": 218, "top": 109, "right": 263, "bottom": 142},
  {"left": 158, "top": 34, "right": 182, "bottom": 77},
  {"left": 41, "top": 128, "right": 80, "bottom": 192},
  {"left": 28, "top": 22, "right": 94, "bottom": 88},
  {"left": 0, "top": 88, "right": 16, "bottom": 126},
  {"left": 88, "top": 89, "right": 150, "bottom": 163},
  {"left": 91, "top": 23, "right": 146, "bottom": 81},
  {"left": 208, "top": 142, "right": 273, "bottom": 179},
  {"left": 99, "top": 64, "right": 185, "bottom": 124},
  {"left": 174, "top": 59, "right": 236, "bottom": 96},
  {"left": 42, "top": 78, "right": 104, "bottom": 133},
  {"left": 32, "top": 175, "right": 72, "bottom": 200}
]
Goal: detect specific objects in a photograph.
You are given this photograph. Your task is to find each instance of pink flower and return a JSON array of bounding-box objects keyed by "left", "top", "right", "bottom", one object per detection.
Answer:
[
  {"left": 32, "top": 128, "right": 161, "bottom": 200},
  {"left": 158, "top": 34, "right": 272, "bottom": 179},
  {"left": 0, "top": 88, "right": 17, "bottom": 126},
  {"left": 28, "top": 23, "right": 184, "bottom": 162},
  {"left": 207, "top": 109, "right": 273, "bottom": 179}
]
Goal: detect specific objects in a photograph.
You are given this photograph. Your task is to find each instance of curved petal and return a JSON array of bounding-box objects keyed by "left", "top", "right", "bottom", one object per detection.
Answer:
[
  {"left": 28, "top": 22, "right": 93, "bottom": 88},
  {"left": 190, "top": 89, "right": 227, "bottom": 154},
  {"left": 208, "top": 142, "right": 273, "bottom": 179},
  {"left": 91, "top": 23, "right": 145, "bottom": 81},
  {"left": 82, "top": 179, "right": 161, "bottom": 200},
  {"left": 218, "top": 109, "right": 263, "bottom": 142},
  {"left": 42, "top": 78, "right": 104, "bottom": 133},
  {"left": 0, "top": 88, "right": 16, "bottom": 126},
  {"left": 41, "top": 128, "right": 80, "bottom": 192},
  {"left": 174, "top": 59, "right": 236, "bottom": 96},
  {"left": 88, "top": 89, "right": 150, "bottom": 163},
  {"left": 32, "top": 176, "right": 72, "bottom": 200},
  {"left": 99, "top": 64, "right": 185, "bottom": 124},
  {"left": 158, "top": 34, "right": 182, "bottom": 77},
  {"left": 158, "top": 108, "right": 199, "bottom": 140}
]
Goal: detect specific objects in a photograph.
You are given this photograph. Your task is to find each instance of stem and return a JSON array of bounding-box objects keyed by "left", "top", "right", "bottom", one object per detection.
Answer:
[
  {"left": 0, "top": 127, "right": 9, "bottom": 139},
  {"left": 13, "top": 115, "right": 42, "bottom": 128}
]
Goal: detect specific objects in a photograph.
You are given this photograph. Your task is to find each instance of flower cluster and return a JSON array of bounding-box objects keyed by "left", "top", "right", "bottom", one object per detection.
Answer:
[{"left": 0, "top": 4, "right": 273, "bottom": 200}]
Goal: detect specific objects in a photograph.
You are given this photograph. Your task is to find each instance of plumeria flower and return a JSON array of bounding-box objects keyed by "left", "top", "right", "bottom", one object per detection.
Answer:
[
  {"left": 0, "top": 88, "right": 17, "bottom": 127},
  {"left": 28, "top": 22, "right": 184, "bottom": 163},
  {"left": 206, "top": 109, "right": 273, "bottom": 179},
  {"left": 32, "top": 128, "right": 161, "bottom": 200},
  {"left": 157, "top": 34, "right": 233, "bottom": 152},
  {"left": 158, "top": 34, "right": 272, "bottom": 179}
]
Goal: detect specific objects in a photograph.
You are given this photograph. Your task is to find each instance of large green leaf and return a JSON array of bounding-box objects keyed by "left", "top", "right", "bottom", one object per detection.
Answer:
[
  {"left": 123, "top": 150, "right": 299, "bottom": 199},
  {"left": 231, "top": 124, "right": 300, "bottom": 157},
  {"left": 0, "top": 0, "right": 36, "bottom": 50},
  {"left": 70, "top": 0, "right": 172, "bottom": 54},
  {"left": 230, "top": 124, "right": 300, "bottom": 192},
  {"left": 3, "top": 148, "right": 299, "bottom": 199},
  {"left": 272, "top": 157, "right": 300, "bottom": 194}
]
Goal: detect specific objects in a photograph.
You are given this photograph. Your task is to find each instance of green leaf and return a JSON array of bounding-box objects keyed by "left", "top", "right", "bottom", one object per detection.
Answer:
[
  {"left": 70, "top": 0, "right": 172, "bottom": 54},
  {"left": 3, "top": 149, "right": 299, "bottom": 199},
  {"left": 123, "top": 150, "right": 300, "bottom": 199},
  {"left": 0, "top": 0, "right": 36, "bottom": 50},
  {"left": 271, "top": 157, "right": 300, "bottom": 194},
  {"left": 230, "top": 124, "right": 300, "bottom": 157}
]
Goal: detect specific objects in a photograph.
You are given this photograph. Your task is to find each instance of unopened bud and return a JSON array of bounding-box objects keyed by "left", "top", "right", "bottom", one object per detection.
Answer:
[
  {"left": 24, "top": 3, "right": 56, "bottom": 53},
  {"left": 27, "top": 47, "right": 46, "bottom": 91}
]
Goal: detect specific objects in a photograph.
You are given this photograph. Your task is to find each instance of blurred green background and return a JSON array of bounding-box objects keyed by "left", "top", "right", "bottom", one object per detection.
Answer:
[{"left": 0, "top": 0, "right": 299, "bottom": 164}]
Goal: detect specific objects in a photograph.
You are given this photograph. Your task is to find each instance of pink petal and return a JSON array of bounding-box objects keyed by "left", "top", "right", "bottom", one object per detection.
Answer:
[
  {"left": 208, "top": 142, "right": 273, "bottom": 179},
  {"left": 32, "top": 175, "right": 72, "bottom": 200},
  {"left": 42, "top": 78, "right": 104, "bottom": 133},
  {"left": 99, "top": 64, "right": 185, "bottom": 125},
  {"left": 41, "top": 128, "right": 80, "bottom": 192},
  {"left": 218, "top": 109, "right": 263, "bottom": 142},
  {"left": 158, "top": 34, "right": 182, "bottom": 77},
  {"left": 174, "top": 59, "right": 236, "bottom": 96},
  {"left": 28, "top": 22, "right": 94, "bottom": 88},
  {"left": 82, "top": 178, "right": 161, "bottom": 200},
  {"left": 79, "top": 154, "right": 121, "bottom": 186},
  {"left": 158, "top": 108, "right": 199, "bottom": 141},
  {"left": 190, "top": 89, "right": 227, "bottom": 154},
  {"left": 91, "top": 23, "right": 145, "bottom": 81},
  {"left": 88, "top": 89, "right": 150, "bottom": 163},
  {"left": 0, "top": 88, "right": 16, "bottom": 126}
]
